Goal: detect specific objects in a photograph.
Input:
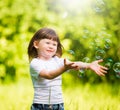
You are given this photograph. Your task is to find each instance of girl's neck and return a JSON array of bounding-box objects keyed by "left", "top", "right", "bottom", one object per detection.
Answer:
[{"left": 37, "top": 56, "right": 53, "bottom": 61}]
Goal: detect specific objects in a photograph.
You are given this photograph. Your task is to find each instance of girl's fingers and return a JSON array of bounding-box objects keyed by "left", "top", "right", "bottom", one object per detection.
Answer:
[
  {"left": 64, "top": 59, "right": 74, "bottom": 65},
  {"left": 72, "top": 66, "right": 79, "bottom": 70},
  {"left": 64, "top": 59, "right": 76, "bottom": 70},
  {"left": 96, "top": 66, "right": 108, "bottom": 75},
  {"left": 94, "top": 66, "right": 107, "bottom": 76},
  {"left": 100, "top": 65, "right": 108, "bottom": 70},
  {"left": 64, "top": 59, "right": 70, "bottom": 65},
  {"left": 95, "top": 70, "right": 102, "bottom": 76},
  {"left": 97, "top": 59, "right": 103, "bottom": 63},
  {"left": 97, "top": 70, "right": 105, "bottom": 76},
  {"left": 69, "top": 62, "right": 74, "bottom": 66},
  {"left": 100, "top": 69, "right": 107, "bottom": 74},
  {"left": 64, "top": 58, "right": 66, "bottom": 65}
]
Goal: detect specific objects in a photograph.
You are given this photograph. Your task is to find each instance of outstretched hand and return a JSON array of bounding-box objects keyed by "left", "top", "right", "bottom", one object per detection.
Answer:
[
  {"left": 64, "top": 59, "right": 78, "bottom": 71},
  {"left": 89, "top": 59, "right": 108, "bottom": 76},
  {"left": 64, "top": 59, "right": 108, "bottom": 76}
]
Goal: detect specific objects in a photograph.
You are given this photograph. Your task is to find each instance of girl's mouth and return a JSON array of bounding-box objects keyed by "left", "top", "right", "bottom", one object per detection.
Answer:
[{"left": 47, "top": 50, "right": 54, "bottom": 53}]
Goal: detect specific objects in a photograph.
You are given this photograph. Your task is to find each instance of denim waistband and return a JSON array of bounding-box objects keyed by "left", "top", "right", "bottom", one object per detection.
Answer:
[{"left": 32, "top": 103, "right": 64, "bottom": 110}]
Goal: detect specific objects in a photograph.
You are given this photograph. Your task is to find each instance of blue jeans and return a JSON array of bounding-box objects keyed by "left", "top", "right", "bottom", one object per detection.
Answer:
[{"left": 31, "top": 103, "right": 64, "bottom": 110}]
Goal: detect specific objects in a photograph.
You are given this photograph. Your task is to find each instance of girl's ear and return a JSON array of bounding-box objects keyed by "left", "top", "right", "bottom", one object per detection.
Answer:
[{"left": 33, "top": 41, "right": 39, "bottom": 49}]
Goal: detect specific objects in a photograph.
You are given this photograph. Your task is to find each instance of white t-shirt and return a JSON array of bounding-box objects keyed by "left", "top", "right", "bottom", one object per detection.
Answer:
[{"left": 30, "top": 56, "right": 64, "bottom": 104}]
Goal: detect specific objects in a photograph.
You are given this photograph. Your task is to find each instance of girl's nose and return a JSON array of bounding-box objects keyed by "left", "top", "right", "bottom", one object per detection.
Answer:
[{"left": 49, "top": 45, "right": 53, "bottom": 49}]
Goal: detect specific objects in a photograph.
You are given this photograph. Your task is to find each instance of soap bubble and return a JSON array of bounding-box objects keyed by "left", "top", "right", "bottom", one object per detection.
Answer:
[
  {"left": 104, "top": 39, "right": 112, "bottom": 50},
  {"left": 95, "top": 49, "right": 106, "bottom": 60},
  {"left": 94, "top": 6, "right": 102, "bottom": 13},
  {"left": 89, "top": 42, "right": 95, "bottom": 49},
  {"left": 93, "top": 0, "right": 105, "bottom": 13},
  {"left": 105, "top": 62, "right": 112, "bottom": 70},
  {"left": 83, "top": 29, "right": 89, "bottom": 34},
  {"left": 67, "top": 50, "right": 75, "bottom": 60},
  {"left": 82, "top": 35, "right": 88, "bottom": 39},
  {"left": 77, "top": 69, "right": 85, "bottom": 78},
  {"left": 107, "top": 58, "right": 113, "bottom": 63},
  {"left": 97, "top": 0, "right": 105, "bottom": 6},
  {"left": 115, "top": 72, "right": 120, "bottom": 78},
  {"left": 77, "top": 57, "right": 90, "bottom": 78},
  {"left": 113, "top": 62, "right": 120, "bottom": 78},
  {"left": 82, "top": 57, "right": 90, "bottom": 63},
  {"left": 113, "top": 62, "right": 120, "bottom": 73},
  {"left": 104, "top": 58, "right": 113, "bottom": 69},
  {"left": 67, "top": 50, "right": 75, "bottom": 55}
]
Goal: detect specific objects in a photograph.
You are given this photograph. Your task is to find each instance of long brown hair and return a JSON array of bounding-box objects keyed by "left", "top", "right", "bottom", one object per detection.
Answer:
[{"left": 28, "top": 27, "right": 63, "bottom": 61}]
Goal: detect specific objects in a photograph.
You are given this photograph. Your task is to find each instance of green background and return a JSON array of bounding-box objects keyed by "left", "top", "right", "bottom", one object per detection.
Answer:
[{"left": 0, "top": 0, "right": 120, "bottom": 110}]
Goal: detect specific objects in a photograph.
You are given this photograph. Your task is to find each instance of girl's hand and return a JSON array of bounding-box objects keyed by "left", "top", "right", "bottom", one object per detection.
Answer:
[
  {"left": 89, "top": 59, "right": 108, "bottom": 76},
  {"left": 64, "top": 59, "right": 79, "bottom": 71}
]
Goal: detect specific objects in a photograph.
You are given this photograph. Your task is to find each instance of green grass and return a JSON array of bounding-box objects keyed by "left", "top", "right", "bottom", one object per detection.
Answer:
[
  {"left": 63, "top": 83, "right": 120, "bottom": 110},
  {"left": 0, "top": 78, "right": 120, "bottom": 110}
]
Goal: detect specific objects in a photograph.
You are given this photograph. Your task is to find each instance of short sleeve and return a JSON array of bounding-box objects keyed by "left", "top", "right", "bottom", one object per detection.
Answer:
[
  {"left": 30, "top": 59, "right": 43, "bottom": 80},
  {"left": 54, "top": 56, "right": 64, "bottom": 67}
]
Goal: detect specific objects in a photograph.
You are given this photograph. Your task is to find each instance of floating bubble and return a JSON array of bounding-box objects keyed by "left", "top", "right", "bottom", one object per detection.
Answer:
[
  {"left": 105, "top": 62, "right": 112, "bottom": 70},
  {"left": 67, "top": 50, "right": 75, "bottom": 55},
  {"left": 107, "top": 58, "right": 113, "bottom": 63},
  {"left": 104, "top": 58, "right": 113, "bottom": 69},
  {"left": 95, "top": 49, "right": 106, "bottom": 60},
  {"left": 82, "top": 35, "right": 88, "bottom": 39},
  {"left": 115, "top": 72, "right": 120, "bottom": 78},
  {"left": 106, "top": 34, "right": 112, "bottom": 38},
  {"left": 95, "top": 38, "right": 100, "bottom": 43},
  {"left": 96, "top": 0, "right": 105, "bottom": 5},
  {"left": 101, "top": 27, "right": 106, "bottom": 31},
  {"left": 67, "top": 50, "right": 75, "bottom": 60},
  {"left": 104, "top": 39, "right": 112, "bottom": 50},
  {"left": 82, "top": 57, "right": 90, "bottom": 63},
  {"left": 113, "top": 62, "right": 120, "bottom": 73},
  {"left": 77, "top": 57, "right": 89, "bottom": 78},
  {"left": 93, "top": 0, "right": 105, "bottom": 13},
  {"left": 94, "top": 7, "right": 102, "bottom": 13},
  {"left": 77, "top": 69, "right": 85, "bottom": 78},
  {"left": 83, "top": 29, "right": 89, "bottom": 34},
  {"left": 89, "top": 42, "right": 95, "bottom": 49}
]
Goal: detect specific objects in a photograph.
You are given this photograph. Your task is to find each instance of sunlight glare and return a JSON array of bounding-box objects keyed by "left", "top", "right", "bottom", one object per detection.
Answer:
[{"left": 61, "top": 0, "right": 93, "bottom": 11}]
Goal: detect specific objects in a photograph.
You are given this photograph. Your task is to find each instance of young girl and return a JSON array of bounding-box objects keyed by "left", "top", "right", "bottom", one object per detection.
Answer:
[{"left": 28, "top": 27, "right": 108, "bottom": 110}]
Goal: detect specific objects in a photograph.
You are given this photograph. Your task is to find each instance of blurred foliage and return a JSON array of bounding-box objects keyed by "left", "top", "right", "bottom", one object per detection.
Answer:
[{"left": 0, "top": 0, "right": 120, "bottom": 83}]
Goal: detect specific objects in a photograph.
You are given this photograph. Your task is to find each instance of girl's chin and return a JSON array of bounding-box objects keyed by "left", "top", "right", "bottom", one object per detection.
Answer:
[
  {"left": 40, "top": 53, "right": 55, "bottom": 59},
  {"left": 45, "top": 55, "right": 53, "bottom": 59},
  {"left": 46, "top": 53, "right": 55, "bottom": 57}
]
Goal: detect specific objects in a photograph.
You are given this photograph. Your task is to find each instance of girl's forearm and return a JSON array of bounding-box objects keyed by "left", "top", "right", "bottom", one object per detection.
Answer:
[
  {"left": 40, "top": 66, "right": 66, "bottom": 79},
  {"left": 75, "top": 61, "right": 90, "bottom": 69}
]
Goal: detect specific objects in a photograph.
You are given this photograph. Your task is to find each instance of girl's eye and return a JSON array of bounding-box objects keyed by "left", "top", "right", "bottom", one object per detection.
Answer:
[
  {"left": 46, "top": 42, "right": 50, "bottom": 44},
  {"left": 53, "top": 43, "right": 57, "bottom": 46}
]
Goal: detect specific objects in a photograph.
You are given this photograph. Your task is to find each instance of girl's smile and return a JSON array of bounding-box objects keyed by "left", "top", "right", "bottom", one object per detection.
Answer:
[{"left": 34, "top": 39, "right": 58, "bottom": 60}]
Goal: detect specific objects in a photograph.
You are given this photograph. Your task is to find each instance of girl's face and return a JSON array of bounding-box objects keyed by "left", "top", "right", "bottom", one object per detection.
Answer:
[{"left": 34, "top": 39, "right": 58, "bottom": 60}]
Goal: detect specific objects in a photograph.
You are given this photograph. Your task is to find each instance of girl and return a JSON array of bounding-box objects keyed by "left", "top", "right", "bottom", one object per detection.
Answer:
[{"left": 28, "top": 27, "right": 108, "bottom": 110}]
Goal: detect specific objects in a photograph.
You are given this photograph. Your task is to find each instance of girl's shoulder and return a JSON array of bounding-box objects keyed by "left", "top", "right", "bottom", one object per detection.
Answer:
[
  {"left": 30, "top": 58, "right": 38, "bottom": 62},
  {"left": 30, "top": 58, "right": 41, "bottom": 66}
]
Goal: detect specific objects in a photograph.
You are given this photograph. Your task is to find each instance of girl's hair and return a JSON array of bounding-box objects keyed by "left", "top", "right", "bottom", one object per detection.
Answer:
[{"left": 28, "top": 27, "right": 63, "bottom": 61}]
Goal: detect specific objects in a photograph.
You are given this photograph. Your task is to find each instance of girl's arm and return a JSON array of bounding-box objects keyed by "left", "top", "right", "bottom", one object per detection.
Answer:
[
  {"left": 74, "top": 59, "right": 108, "bottom": 76},
  {"left": 39, "top": 59, "right": 77, "bottom": 79}
]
